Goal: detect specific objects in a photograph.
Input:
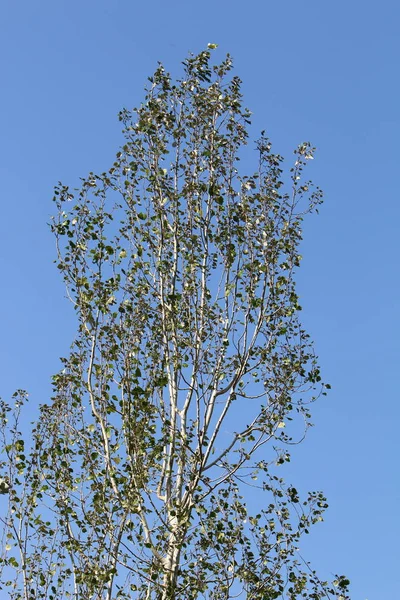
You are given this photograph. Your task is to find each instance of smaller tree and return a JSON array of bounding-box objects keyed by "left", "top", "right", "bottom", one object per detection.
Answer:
[{"left": 0, "top": 46, "right": 350, "bottom": 600}]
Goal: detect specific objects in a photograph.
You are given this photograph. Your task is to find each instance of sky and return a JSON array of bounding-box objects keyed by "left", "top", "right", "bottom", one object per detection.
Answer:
[{"left": 0, "top": 0, "right": 399, "bottom": 598}]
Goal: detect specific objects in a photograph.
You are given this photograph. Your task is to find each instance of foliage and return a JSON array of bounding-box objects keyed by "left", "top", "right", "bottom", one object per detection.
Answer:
[{"left": 0, "top": 46, "right": 350, "bottom": 600}]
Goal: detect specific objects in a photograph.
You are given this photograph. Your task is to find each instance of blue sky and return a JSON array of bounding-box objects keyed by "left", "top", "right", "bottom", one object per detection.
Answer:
[{"left": 1, "top": 1, "right": 399, "bottom": 598}]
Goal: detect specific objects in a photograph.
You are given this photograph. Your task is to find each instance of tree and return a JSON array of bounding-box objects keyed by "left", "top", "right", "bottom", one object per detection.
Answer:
[{"left": 0, "top": 46, "right": 350, "bottom": 600}]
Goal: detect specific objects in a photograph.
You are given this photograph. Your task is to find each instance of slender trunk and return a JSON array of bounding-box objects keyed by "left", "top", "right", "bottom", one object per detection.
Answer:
[{"left": 161, "top": 510, "right": 191, "bottom": 600}]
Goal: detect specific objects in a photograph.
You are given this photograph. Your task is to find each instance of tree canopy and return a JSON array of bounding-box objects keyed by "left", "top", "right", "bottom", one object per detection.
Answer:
[{"left": 0, "top": 46, "right": 350, "bottom": 600}]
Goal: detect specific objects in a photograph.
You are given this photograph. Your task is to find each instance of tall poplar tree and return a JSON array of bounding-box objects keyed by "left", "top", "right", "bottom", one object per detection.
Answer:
[{"left": 0, "top": 46, "right": 350, "bottom": 600}]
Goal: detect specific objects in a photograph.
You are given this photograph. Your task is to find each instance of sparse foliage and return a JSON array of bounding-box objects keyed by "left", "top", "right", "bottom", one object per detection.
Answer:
[{"left": 0, "top": 47, "right": 350, "bottom": 600}]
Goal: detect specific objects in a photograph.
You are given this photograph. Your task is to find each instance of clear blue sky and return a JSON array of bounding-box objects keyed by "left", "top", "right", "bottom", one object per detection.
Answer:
[{"left": 1, "top": 1, "right": 399, "bottom": 598}]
